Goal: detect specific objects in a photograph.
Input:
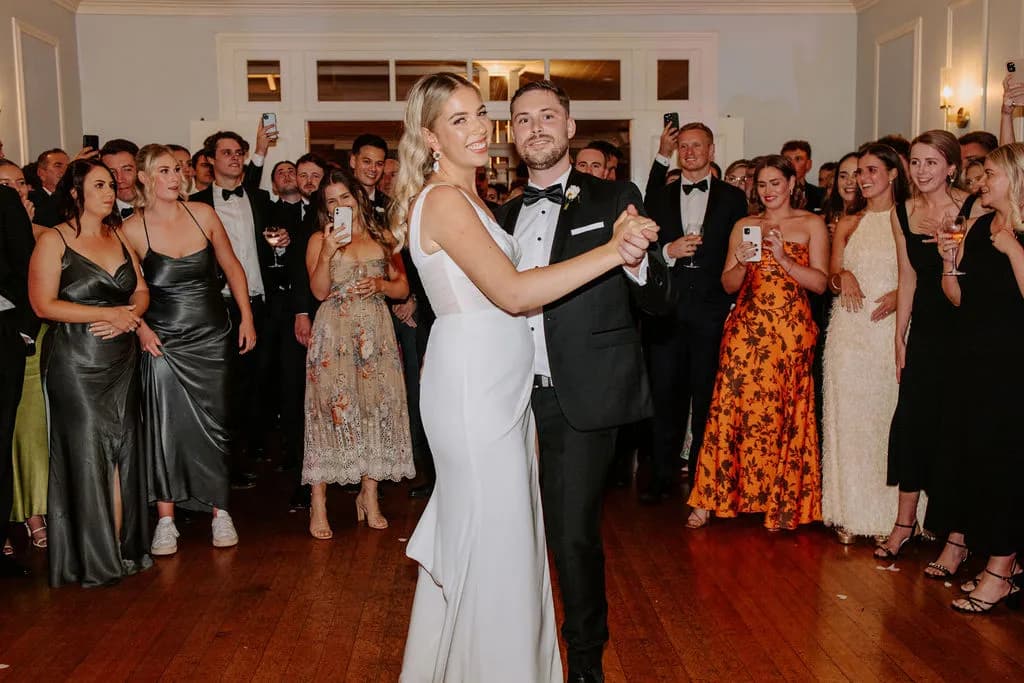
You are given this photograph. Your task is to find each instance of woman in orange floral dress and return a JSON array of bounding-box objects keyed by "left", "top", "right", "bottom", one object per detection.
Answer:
[
  {"left": 687, "top": 155, "right": 830, "bottom": 530},
  {"left": 303, "top": 169, "right": 414, "bottom": 539}
]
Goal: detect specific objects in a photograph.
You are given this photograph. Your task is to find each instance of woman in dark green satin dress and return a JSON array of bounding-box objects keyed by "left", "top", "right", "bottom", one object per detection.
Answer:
[
  {"left": 122, "top": 145, "right": 256, "bottom": 555},
  {"left": 28, "top": 159, "right": 152, "bottom": 588}
]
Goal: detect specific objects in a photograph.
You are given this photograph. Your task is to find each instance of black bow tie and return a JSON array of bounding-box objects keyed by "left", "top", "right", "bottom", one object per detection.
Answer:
[
  {"left": 222, "top": 186, "right": 245, "bottom": 201},
  {"left": 120, "top": 207, "right": 134, "bottom": 219},
  {"left": 523, "top": 184, "right": 564, "bottom": 207},
  {"left": 681, "top": 179, "right": 709, "bottom": 195}
]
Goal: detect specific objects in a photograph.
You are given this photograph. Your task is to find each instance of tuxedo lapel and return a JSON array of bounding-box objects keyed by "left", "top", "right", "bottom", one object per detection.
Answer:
[
  {"left": 500, "top": 199, "right": 523, "bottom": 236},
  {"left": 549, "top": 169, "right": 586, "bottom": 264}
]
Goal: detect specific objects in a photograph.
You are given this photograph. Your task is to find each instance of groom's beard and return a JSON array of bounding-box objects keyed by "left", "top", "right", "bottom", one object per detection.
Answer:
[{"left": 519, "top": 135, "right": 569, "bottom": 171}]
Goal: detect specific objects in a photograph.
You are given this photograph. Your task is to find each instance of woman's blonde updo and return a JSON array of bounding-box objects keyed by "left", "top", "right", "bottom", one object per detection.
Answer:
[
  {"left": 135, "top": 143, "right": 185, "bottom": 209},
  {"left": 985, "top": 142, "right": 1024, "bottom": 230},
  {"left": 389, "top": 71, "right": 478, "bottom": 244}
]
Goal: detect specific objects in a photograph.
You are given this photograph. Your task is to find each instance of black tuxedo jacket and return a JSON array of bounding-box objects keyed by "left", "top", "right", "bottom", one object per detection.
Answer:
[
  {"left": 644, "top": 161, "right": 748, "bottom": 321},
  {"left": 189, "top": 184, "right": 275, "bottom": 294},
  {"left": 497, "top": 169, "right": 668, "bottom": 432},
  {"left": 803, "top": 182, "right": 825, "bottom": 213},
  {"left": 27, "top": 189, "right": 60, "bottom": 228},
  {"left": 0, "top": 186, "right": 38, "bottom": 340}
]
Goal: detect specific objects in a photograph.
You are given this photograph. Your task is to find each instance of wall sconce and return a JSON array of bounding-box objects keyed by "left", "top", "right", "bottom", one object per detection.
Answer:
[{"left": 940, "top": 71, "right": 971, "bottom": 129}]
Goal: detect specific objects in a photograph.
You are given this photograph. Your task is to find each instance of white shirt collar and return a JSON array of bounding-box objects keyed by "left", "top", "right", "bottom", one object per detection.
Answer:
[
  {"left": 681, "top": 172, "right": 713, "bottom": 188},
  {"left": 528, "top": 167, "right": 572, "bottom": 192}
]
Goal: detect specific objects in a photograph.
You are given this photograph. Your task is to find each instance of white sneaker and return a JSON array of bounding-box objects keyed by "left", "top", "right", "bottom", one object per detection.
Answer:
[
  {"left": 211, "top": 511, "right": 239, "bottom": 548},
  {"left": 151, "top": 517, "right": 179, "bottom": 556}
]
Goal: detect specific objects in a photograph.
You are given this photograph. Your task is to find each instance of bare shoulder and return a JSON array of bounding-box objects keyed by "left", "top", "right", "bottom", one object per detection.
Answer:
[
  {"left": 421, "top": 184, "right": 479, "bottom": 224},
  {"left": 182, "top": 200, "right": 216, "bottom": 223},
  {"left": 35, "top": 225, "right": 65, "bottom": 251}
]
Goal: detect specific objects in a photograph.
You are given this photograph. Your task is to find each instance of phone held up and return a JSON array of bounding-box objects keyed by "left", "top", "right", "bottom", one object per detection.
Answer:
[
  {"left": 743, "top": 225, "right": 762, "bottom": 262},
  {"left": 663, "top": 112, "right": 680, "bottom": 130},
  {"left": 82, "top": 134, "right": 100, "bottom": 151},
  {"left": 333, "top": 206, "right": 353, "bottom": 246},
  {"left": 1007, "top": 58, "right": 1024, "bottom": 90},
  {"left": 261, "top": 112, "right": 279, "bottom": 140}
]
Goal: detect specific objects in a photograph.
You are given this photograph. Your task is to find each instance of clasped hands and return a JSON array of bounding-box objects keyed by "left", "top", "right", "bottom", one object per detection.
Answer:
[
  {"left": 89, "top": 304, "right": 141, "bottom": 340},
  {"left": 612, "top": 205, "right": 659, "bottom": 267}
]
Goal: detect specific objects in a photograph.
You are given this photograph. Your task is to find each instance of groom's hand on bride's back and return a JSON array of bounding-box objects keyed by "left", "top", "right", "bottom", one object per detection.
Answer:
[{"left": 612, "top": 203, "right": 659, "bottom": 266}]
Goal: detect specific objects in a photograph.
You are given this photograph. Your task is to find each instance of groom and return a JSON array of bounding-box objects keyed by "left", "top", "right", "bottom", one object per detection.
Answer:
[{"left": 499, "top": 81, "right": 668, "bottom": 682}]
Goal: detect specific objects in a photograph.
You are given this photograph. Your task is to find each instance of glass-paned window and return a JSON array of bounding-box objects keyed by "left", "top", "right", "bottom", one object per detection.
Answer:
[
  {"left": 247, "top": 60, "right": 281, "bottom": 102},
  {"left": 316, "top": 60, "right": 389, "bottom": 101},
  {"left": 549, "top": 60, "right": 620, "bottom": 100},
  {"left": 657, "top": 60, "right": 690, "bottom": 100},
  {"left": 472, "top": 60, "right": 544, "bottom": 101},
  {"left": 397, "top": 60, "right": 469, "bottom": 100}
]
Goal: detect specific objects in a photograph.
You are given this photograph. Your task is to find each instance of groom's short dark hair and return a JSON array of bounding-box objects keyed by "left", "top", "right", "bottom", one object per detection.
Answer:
[{"left": 510, "top": 80, "right": 571, "bottom": 115}]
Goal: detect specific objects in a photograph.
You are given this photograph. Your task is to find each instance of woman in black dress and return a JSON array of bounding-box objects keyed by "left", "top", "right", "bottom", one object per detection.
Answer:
[
  {"left": 27, "top": 159, "right": 151, "bottom": 587},
  {"left": 936, "top": 143, "right": 1024, "bottom": 613},
  {"left": 122, "top": 144, "right": 256, "bottom": 556}
]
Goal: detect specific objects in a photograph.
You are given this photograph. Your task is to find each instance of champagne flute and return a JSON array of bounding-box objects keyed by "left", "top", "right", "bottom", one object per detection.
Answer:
[
  {"left": 263, "top": 226, "right": 286, "bottom": 268},
  {"left": 943, "top": 215, "right": 967, "bottom": 276},
  {"left": 683, "top": 222, "right": 703, "bottom": 269}
]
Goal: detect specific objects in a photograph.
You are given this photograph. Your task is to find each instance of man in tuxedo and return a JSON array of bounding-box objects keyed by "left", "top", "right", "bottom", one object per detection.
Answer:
[
  {"left": 27, "top": 148, "right": 69, "bottom": 227},
  {"left": 781, "top": 140, "right": 824, "bottom": 212},
  {"left": 350, "top": 134, "right": 389, "bottom": 217},
  {"left": 590, "top": 140, "right": 623, "bottom": 181},
  {"left": 100, "top": 139, "right": 140, "bottom": 218},
  {"left": 642, "top": 122, "right": 748, "bottom": 507},
  {"left": 192, "top": 149, "right": 214, "bottom": 193},
  {"left": 575, "top": 142, "right": 610, "bottom": 179},
  {"left": 0, "top": 185, "right": 35, "bottom": 577},
  {"left": 499, "top": 80, "right": 667, "bottom": 683},
  {"left": 190, "top": 130, "right": 276, "bottom": 489}
]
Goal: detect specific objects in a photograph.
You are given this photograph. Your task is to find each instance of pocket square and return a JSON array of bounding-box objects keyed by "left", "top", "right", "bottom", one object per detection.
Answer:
[{"left": 570, "top": 221, "right": 604, "bottom": 236}]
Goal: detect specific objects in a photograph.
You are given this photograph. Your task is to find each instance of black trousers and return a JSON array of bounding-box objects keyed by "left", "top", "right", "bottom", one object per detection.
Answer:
[
  {"left": 225, "top": 296, "right": 266, "bottom": 471},
  {"left": 532, "top": 387, "right": 616, "bottom": 671},
  {"left": 393, "top": 314, "right": 432, "bottom": 481},
  {"left": 0, "top": 321, "right": 27, "bottom": 546},
  {"left": 646, "top": 312, "right": 725, "bottom": 489},
  {"left": 262, "top": 290, "right": 306, "bottom": 464}
]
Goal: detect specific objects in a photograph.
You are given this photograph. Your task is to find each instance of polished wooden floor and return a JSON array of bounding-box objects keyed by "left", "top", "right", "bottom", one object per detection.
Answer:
[{"left": 2, "top": 466, "right": 1023, "bottom": 682}]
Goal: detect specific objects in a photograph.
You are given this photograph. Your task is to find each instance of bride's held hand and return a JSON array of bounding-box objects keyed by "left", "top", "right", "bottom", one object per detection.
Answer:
[{"left": 610, "top": 204, "right": 658, "bottom": 266}]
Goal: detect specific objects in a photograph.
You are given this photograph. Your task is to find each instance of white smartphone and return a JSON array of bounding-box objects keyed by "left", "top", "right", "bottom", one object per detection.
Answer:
[
  {"left": 742, "top": 225, "right": 762, "bottom": 262},
  {"left": 261, "top": 112, "right": 278, "bottom": 138},
  {"left": 333, "top": 206, "right": 353, "bottom": 245}
]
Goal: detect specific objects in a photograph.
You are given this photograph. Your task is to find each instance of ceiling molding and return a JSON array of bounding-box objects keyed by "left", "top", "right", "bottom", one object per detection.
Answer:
[
  {"left": 76, "top": 0, "right": 859, "bottom": 17},
  {"left": 51, "top": 0, "right": 81, "bottom": 11},
  {"left": 851, "top": 0, "right": 881, "bottom": 11}
]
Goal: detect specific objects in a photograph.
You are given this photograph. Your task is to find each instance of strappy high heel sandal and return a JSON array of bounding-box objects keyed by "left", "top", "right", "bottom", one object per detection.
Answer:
[
  {"left": 952, "top": 564, "right": 1022, "bottom": 614},
  {"left": 25, "top": 519, "right": 47, "bottom": 549},
  {"left": 925, "top": 539, "right": 968, "bottom": 579},
  {"left": 873, "top": 520, "right": 920, "bottom": 561}
]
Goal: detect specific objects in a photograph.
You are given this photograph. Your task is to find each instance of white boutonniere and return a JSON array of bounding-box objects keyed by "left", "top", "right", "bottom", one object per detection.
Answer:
[
  {"left": 374, "top": 205, "right": 385, "bottom": 214},
  {"left": 563, "top": 185, "right": 581, "bottom": 210}
]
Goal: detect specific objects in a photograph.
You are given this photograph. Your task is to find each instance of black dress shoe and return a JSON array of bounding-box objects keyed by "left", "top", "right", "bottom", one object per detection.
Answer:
[
  {"left": 408, "top": 482, "right": 434, "bottom": 499},
  {"left": 638, "top": 479, "right": 673, "bottom": 505},
  {"left": 568, "top": 666, "right": 604, "bottom": 683},
  {"left": 0, "top": 554, "right": 31, "bottom": 578}
]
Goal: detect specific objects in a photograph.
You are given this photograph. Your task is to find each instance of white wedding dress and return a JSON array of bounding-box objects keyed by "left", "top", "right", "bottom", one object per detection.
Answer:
[{"left": 400, "top": 185, "right": 561, "bottom": 682}]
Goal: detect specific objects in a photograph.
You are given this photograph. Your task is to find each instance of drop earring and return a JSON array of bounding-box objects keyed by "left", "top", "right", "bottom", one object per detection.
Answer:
[{"left": 432, "top": 150, "right": 442, "bottom": 173}]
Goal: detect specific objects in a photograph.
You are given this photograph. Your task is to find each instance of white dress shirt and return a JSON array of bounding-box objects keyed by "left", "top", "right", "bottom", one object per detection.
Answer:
[
  {"left": 213, "top": 183, "right": 264, "bottom": 297},
  {"left": 115, "top": 198, "right": 134, "bottom": 217},
  {"left": 654, "top": 156, "right": 711, "bottom": 267}
]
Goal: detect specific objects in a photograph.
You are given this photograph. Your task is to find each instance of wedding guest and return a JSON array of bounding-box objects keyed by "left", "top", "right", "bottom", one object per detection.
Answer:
[
  {"left": 964, "top": 159, "right": 985, "bottom": 195},
  {"left": 28, "top": 159, "right": 151, "bottom": 586},
  {"left": 100, "top": 139, "right": 140, "bottom": 219},
  {"left": 821, "top": 144, "right": 907, "bottom": 543},
  {"left": 822, "top": 153, "right": 861, "bottom": 230},
  {"left": 687, "top": 155, "right": 828, "bottom": 530},
  {"left": 349, "top": 134, "right": 389, "bottom": 214},
  {"left": 818, "top": 161, "right": 837, "bottom": 193},
  {"left": 959, "top": 130, "right": 998, "bottom": 165},
  {"left": 590, "top": 139, "right": 623, "bottom": 181},
  {"left": 303, "top": 168, "right": 413, "bottom": 538},
  {"left": 880, "top": 129, "right": 982, "bottom": 565},
  {"left": 167, "top": 144, "right": 194, "bottom": 194},
  {"left": 724, "top": 159, "right": 751, "bottom": 189},
  {"left": 781, "top": 140, "right": 825, "bottom": 212},
  {"left": 122, "top": 145, "right": 253, "bottom": 555},
  {"left": 575, "top": 143, "right": 609, "bottom": 179},
  {"left": 192, "top": 150, "right": 213, "bottom": 193},
  {"left": 28, "top": 149, "right": 69, "bottom": 227},
  {"left": 936, "top": 143, "right": 1024, "bottom": 612},
  {"left": 379, "top": 158, "right": 399, "bottom": 196}
]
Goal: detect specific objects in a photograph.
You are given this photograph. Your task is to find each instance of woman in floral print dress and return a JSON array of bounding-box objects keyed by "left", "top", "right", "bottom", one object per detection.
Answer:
[
  {"left": 687, "top": 155, "right": 830, "bottom": 531},
  {"left": 303, "top": 169, "right": 414, "bottom": 539}
]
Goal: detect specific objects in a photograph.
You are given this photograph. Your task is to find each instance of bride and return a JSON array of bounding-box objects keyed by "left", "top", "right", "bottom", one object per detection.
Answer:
[{"left": 394, "top": 72, "right": 657, "bottom": 682}]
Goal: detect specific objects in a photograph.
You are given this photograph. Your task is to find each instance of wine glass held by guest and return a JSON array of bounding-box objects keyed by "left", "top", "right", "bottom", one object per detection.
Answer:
[
  {"left": 27, "top": 159, "right": 152, "bottom": 587},
  {"left": 396, "top": 74, "right": 659, "bottom": 683},
  {"left": 120, "top": 145, "right": 254, "bottom": 556},
  {"left": 820, "top": 145, "right": 908, "bottom": 544},
  {"left": 686, "top": 155, "right": 828, "bottom": 532},
  {"left": 880, "top": 130, "right": 984, "bottom": 565},
  {"left": 933, "top": 143, "right": 1024, "bottom": 612},
  {"left": 302, "top": 168, "right": 415, "bottom": 541}
]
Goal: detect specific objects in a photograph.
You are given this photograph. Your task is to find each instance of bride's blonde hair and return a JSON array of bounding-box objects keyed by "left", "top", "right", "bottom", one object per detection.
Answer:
[{"left": 390, "top": 72, "right": 477, "bottom": 242}]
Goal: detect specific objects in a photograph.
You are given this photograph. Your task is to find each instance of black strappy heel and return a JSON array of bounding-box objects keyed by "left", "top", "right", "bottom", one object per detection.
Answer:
[
  {"left": 873, "top": 521, "right": 921, "bottom": 561},
  {"left": 925, "top": 538, "right": 969, "bottom": 579},
  {"left": 952, "top": 563, "right": 1022, "bottom": 614}
]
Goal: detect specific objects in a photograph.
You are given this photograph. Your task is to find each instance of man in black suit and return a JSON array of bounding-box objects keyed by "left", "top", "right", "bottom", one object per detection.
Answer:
[
  {"left": 499, "top": 80, "right": 667, "bottom": 683},
  {"left": 350, "top": 134, "right": 389, "bottom": 217},
  {"left": 781, "top": 140, "right": 824, "bottom": 212},
  {"left": 642, "top": 122, "right": 748, "bottom": 508},
  {"left": 0, "top": 185, "right": 36, "bottom": 577},
  {"left": 190, "top": 130, "right": 276, "bottom": 489},
  {"left": 100, "top": 139, "right": 140, "bottom": 219},
  {"left": 27, "top": 148, "right": 69, "bottom": 227}
]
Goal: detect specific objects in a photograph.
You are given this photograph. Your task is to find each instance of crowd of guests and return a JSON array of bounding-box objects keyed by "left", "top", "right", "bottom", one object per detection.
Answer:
[{"left": 1, "top": 76, "right": 1022, "bottom": 617}]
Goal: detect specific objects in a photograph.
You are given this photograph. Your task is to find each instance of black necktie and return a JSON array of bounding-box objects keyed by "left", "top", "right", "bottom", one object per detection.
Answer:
[
  {"left": 222, "top": 186, "right": 245, "bottom": 201},
  {"left": 120, "top": 207, "right": 134, "bottom": 218},
  {"left": 681, "top": 179, "right": 708, "bottom": 195},
  {"left": 522, "top": 184, "right": 564, "bottom": 207}
]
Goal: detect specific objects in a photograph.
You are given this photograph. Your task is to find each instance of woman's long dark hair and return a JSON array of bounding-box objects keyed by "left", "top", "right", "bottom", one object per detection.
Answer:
[
  {"left": 312, "top": 168, "right": 397, "bottom": 252},
  {"left": 847, "top": 143, "right": 910, "bottom": 214},
  {"left": 822, "top": 151, "right": 860, "bottom": 227},
  {"left": 55, "top": 158, "right": 122, "bottom": 236}
]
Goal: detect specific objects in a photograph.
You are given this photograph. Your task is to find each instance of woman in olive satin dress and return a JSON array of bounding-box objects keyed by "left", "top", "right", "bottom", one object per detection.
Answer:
[
  {"left": 28, "top": 159, "right": 151, "bottom": 587},
  {"left": 121, "top": 145, "right": 256, "bottom": 556}
]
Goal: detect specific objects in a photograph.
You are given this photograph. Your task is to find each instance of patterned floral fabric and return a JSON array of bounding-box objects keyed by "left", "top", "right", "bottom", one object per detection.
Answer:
[
  {"left": 687, "top": 242, "right": 822, "bottom": 530},
  {"left": 302, "top": 255, "right": 415, "bottom": 486}
]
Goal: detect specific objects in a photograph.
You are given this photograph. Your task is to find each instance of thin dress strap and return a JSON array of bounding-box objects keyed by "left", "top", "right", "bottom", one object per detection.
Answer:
[
  {"left": 180, "top": 202, "right": 210, "bottom": 243},
  {"left": 141, "top": 210, "right": 153, "bottom": 250},
  {"left": 896, "top": 201, "right": 911, "bottom": 239},
  {"left": 958, "top": 193, "right": 978, "bottom": 219}
]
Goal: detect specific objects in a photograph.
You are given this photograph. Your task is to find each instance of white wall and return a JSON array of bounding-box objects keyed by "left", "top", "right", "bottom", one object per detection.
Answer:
[
  {"left": 76, "top": 9, "right": 857, "bottom": 180},
  {"left": 856, "top": 0, "right": 1024, "bottom": 144},
  {"left": 0, "top": 0, "right": 82, "bottom": 165}
]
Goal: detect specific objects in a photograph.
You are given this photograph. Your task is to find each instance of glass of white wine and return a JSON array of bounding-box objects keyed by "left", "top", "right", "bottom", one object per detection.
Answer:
[
  {"left": 263, "top": 226, "right": 286, "bottom": 268},
  {"left": 943, "top": 215, "right": 966, "bottom": 276},
  {"left": 683, "top": 222, "right": 703, "bottom": 269}
]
